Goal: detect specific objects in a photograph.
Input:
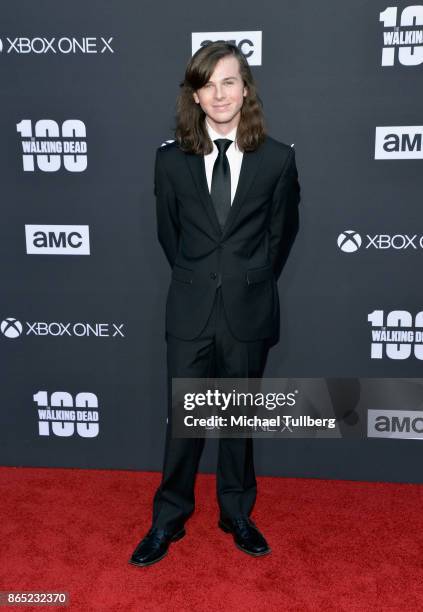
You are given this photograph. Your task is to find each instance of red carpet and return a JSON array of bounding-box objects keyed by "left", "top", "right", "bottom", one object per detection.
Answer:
[{"left": 1, "top": 466, "right": 423, "bottom": 611}]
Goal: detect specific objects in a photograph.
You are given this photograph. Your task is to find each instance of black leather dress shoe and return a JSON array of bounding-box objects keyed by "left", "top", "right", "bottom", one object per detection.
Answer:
[
  {"left": 129, "top": 526, "right": 186, "bottom": 567},
  {"left": 218, "top": 516, "right": 271, "bottom": 556}
]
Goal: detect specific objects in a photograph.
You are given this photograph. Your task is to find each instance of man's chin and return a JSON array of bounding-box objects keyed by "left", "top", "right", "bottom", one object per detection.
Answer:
[{"left": 207, "top": 110, "right": 240, "bottom": 125}]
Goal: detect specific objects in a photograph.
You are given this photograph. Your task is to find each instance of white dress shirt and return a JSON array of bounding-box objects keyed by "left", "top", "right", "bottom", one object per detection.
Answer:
[{"left": 204, "top": 118, "right": 243, "bottom": 205}]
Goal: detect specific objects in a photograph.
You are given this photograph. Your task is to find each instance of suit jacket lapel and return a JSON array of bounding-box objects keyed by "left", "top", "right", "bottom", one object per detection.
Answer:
[
  {"left": 184, "top": 141, "right": 265, "bottom": 239},
  {"left": 223, "top": 144, "right": 265, "bottom": 239}
]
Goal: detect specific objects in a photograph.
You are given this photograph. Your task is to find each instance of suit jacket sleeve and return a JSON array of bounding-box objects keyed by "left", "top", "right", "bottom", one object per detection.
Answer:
[
  {"left": 154, "top": 147, "right": 180, "bottom": 268},
  {"left": 269, "top": 147, "right": 301, "bottom": 282}
]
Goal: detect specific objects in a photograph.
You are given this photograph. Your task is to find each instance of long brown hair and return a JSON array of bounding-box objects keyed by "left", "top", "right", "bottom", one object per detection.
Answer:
[{"left": 175, "top": 42, "right": 266, "bottom": 154}]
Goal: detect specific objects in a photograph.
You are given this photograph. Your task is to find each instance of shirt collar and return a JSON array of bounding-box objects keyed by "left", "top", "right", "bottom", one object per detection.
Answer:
[{"left": 205, "top": 118, "right": 239, "bottom": 151}]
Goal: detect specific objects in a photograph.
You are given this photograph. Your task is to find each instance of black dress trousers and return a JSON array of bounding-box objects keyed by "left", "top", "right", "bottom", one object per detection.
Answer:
[{"left": 151, "top": 285, "right": 270, "bottom": 534}]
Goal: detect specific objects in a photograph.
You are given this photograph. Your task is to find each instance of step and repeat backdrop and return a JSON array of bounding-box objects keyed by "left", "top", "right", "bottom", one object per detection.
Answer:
[{"left": 1, "top": 1, "right": 422, "bottom": 481}]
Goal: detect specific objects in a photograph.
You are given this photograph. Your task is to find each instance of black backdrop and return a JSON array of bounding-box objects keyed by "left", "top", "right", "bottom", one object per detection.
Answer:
[{"left": 1, "top": 0, "right": 422, "bottom": 482}]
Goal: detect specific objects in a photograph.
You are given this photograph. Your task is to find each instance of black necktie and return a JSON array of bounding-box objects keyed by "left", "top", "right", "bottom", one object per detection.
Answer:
[{"left": 210, "top": 138, "right": 232, "bottom": 230}]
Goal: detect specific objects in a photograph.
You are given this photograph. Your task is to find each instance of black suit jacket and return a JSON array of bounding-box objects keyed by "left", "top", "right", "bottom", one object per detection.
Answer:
[{"left": 154, "top": 134, "right": 301, "bottom": 343}]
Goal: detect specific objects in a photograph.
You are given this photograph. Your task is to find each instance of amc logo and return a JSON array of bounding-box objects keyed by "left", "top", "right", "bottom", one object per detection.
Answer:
[{"left": 192, "top": 31, "right": 262, "bottom": 65}]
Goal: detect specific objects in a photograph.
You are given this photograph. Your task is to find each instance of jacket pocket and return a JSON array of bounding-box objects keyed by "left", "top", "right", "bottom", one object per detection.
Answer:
[
  {"left": 172, "top": 264, "right": 193, "bottom": 284},
  {"left": 246, "top": 265, "right": 274, "bottom": 285}
]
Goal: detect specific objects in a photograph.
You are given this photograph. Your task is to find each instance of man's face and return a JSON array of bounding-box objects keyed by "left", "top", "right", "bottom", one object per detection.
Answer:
[{"left": 193, "top": 55, "right": 247, "bottom": 131}]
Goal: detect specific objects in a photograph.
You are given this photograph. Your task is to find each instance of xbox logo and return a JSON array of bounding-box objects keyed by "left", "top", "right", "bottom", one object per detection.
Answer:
[
  {"left": 0, "top": 39, "right": 3, "bottom": 53},
  {"left": 337, "top": 230, "right": 362, "bottom": 253},
  {"left": 1, "top": 317, "right": 23, "bottom": 338}
]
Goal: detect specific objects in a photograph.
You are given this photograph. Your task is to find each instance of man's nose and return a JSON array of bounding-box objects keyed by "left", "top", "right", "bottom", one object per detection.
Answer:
[{"left": 214, "top": 86, "right": 225, "bottom": 99}]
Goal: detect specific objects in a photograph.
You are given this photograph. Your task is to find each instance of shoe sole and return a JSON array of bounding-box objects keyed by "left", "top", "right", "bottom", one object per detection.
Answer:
[
  {"left": 218, "top": 520, "right": 271, "bottom": 557},
  {"left": 128, "top": 527, "right": 186, "bottom": 567}
]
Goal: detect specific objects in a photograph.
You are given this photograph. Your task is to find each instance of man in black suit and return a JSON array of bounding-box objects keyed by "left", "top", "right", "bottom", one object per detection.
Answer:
[{"left": 130, "top": 41, "right": 300, "bottom": 567}]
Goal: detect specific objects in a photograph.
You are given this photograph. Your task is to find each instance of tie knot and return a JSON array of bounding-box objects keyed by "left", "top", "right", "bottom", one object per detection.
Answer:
[{"left": 214, "top": 138, "right": 232, "bottom": 156}]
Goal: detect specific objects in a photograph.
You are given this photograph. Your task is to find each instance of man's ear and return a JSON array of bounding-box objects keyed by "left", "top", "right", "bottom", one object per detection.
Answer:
[{"left": 193, "top": 91, "right": 199, "bottom": 104}]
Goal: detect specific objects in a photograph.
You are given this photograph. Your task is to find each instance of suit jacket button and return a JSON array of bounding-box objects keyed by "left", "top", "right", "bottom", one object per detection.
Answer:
[{"left": 210, "top": 272, "right": 217, "bottom": 280}]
